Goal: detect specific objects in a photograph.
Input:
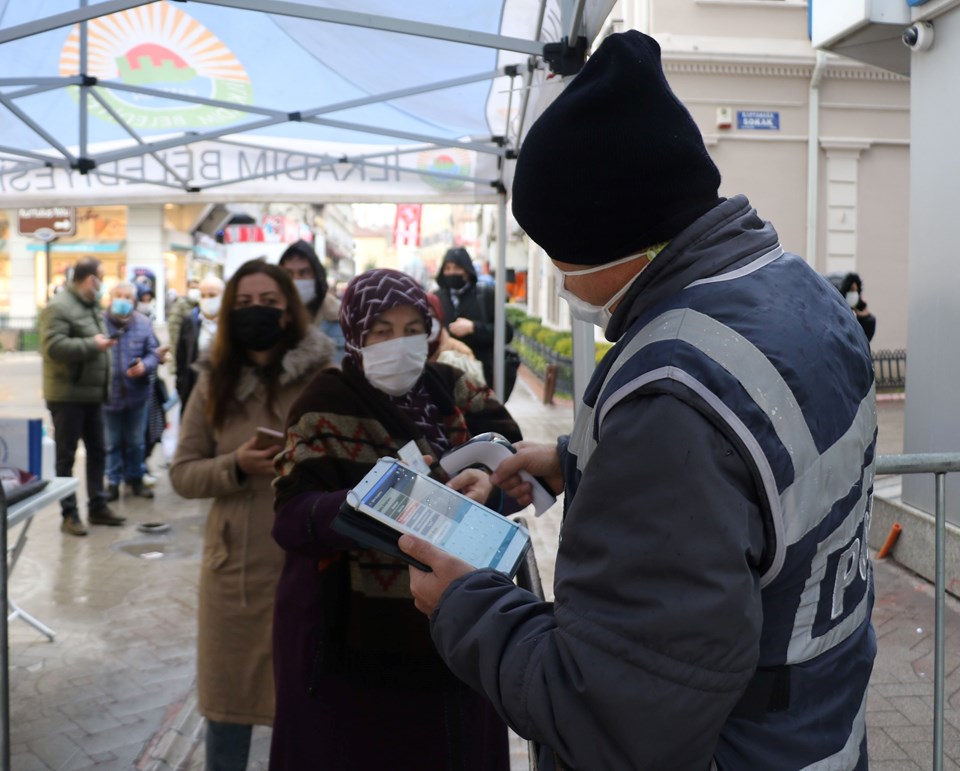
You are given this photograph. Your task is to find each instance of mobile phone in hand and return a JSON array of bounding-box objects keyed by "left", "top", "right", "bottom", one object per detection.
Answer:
[
  {"left": 252, "top": 426, "right": 284, "bottom": 450},
  {"left": 108, "top": 330, "right": 124, "bottom": 340}
]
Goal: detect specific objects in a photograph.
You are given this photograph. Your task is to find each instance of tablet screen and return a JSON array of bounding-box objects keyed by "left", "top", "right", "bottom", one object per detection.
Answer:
[{"left": 356, "top": 460, "right": 529, "bottom": 574}]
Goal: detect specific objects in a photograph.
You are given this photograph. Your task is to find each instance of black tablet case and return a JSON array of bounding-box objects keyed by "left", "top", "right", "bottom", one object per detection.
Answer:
[{"left": 332, "top": 500, "right": 432, "bottom": 572}]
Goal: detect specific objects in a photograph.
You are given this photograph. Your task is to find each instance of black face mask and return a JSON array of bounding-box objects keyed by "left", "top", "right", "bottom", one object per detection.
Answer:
[
  {"left": 444, "top": 274, "right": 467, "bottom": 291},
  {"left": 231, "top": 305, "right": 285, "bottom": 352}
]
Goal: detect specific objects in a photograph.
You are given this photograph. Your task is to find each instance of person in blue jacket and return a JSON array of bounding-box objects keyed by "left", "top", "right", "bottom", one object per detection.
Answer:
[
  {"left": 402, "top": 31, "right": 876, "bottom": 771},
  {"left": 102, "top": 281, "right": 159, "bottom": 502}
]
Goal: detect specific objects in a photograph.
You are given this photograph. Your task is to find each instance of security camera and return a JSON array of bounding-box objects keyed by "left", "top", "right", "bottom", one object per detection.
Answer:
[{"left": 902, "top": 22, "right": 934, "bottom": 51}]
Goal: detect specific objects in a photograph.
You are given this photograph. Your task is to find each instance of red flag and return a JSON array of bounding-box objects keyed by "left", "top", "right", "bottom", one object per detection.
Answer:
[{"left": 394, "top": 204, "right": 422, "bottom": 247}]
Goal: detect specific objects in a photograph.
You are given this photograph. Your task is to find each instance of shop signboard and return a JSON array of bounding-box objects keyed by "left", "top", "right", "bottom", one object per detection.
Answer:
[{"left": 17, "top": 207, "right": 76, "bottom": 240}]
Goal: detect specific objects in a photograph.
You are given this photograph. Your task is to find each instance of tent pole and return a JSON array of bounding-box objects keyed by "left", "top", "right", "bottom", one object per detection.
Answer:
[
  {"left": 571, "top": 319, "right": 595, "bottom": 417},
  {"left": 79, "top": 0, "right": 89, "bottom": 161},
  {"left": 0, "top": 483, "right": 10, "bottom": 771},
  {"left": 494, "top": 191, "right": 508, "bottom": 401}
]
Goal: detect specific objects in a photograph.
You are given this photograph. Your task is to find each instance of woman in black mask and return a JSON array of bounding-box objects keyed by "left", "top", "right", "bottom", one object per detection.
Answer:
[
  {"left": 432, "top": 247, "right": 516, "bottom": 399},
  {"left": 171, "top": 259, "right": 334, "bottom": 771}
]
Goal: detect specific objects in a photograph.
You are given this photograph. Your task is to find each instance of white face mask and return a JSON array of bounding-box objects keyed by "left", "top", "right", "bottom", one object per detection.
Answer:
[
  {"left": 294, "top": 279, "right": 316, "bottom": 306},
  {"left": 200, "top": 295, "right": 221, "bottom": 319},
  {"left": 555, "top": 251, "right": 650, "bottom": 329},
  {"left": 427, "top": 317, "right": 441, "bottom": 345},
  {"left": 362, "top": 334, "right": 429, "bottom": 396},
  {"left": 187, "top": 288, "right": 202, "bottom": 303},
  {"left": 845, "top": 291, "right": 860, "bottom": 308}
]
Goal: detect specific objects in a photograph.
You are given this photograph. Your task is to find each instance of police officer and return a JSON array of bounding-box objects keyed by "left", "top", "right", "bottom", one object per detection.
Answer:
[{"left": 402, "top": 31, "right": 876, "bottom": 771}]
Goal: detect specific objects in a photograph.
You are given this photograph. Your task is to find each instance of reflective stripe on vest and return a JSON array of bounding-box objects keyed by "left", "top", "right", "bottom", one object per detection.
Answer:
[{"left": 567, "top": 245, "right": 876, "bottom": 666}]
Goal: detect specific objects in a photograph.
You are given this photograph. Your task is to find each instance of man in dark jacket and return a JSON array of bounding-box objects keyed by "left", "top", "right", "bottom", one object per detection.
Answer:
[
  {"left": 40, "top": 257, "right": 125, "bottom": 535},
  {"left": 433, "top": 247, "right": 515, "bottom": 398},
  {"left": 403, "top": 31, "right": 876, "bottom": 771}
]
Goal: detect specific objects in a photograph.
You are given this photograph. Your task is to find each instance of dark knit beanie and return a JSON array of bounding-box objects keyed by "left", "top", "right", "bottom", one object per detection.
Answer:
[{"left": 512, "top": 30, "right": 722, "bottom": 265}]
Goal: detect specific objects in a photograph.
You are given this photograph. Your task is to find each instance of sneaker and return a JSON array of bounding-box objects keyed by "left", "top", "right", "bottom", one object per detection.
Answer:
[
  {"left": 130, "top": 481, "right": 154, "bottom": 499},
  {"left": 142, "top": 473, "right": 157, "bottom": 488},
  {"left": 105, "top": 484, "right": 120, "bottom": 502},
  {"left": 89, "top": 505, "right": 126, "bottom": 527},
  {"left": 60, "top": 515, "right": 88, "bottom": 536}
]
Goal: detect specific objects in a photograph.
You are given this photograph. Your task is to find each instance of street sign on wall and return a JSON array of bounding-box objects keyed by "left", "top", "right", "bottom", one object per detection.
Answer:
[
  {"left": 737, "top": 111, "right": 780, "bottom": 130},
  {"left": 17, "top": 207, "right": 76, "bottom": 239}
]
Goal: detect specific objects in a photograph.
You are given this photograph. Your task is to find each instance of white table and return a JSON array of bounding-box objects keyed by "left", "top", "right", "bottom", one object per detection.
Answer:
[{"left": 6, "top": 477, "right": 78, "bottom": 641}]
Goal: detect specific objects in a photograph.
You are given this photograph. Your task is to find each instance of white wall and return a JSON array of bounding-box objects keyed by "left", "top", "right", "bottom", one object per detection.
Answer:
[
  {"left": 126, "top": 205, "right": 166, "bottom": 323},
  {"left": 901, "top": 6, "right": 960, "bottom": 521}
]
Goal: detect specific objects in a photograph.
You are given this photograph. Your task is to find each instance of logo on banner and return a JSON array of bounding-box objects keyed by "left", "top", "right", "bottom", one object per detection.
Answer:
[
  {"left": 394, "top": 204, "right": 422, "bottom": 247},
  {"left": 59, "top": 4, "right": 253, "bottom": 130},
  {"left": 417, "top": 150, "right": 470, "bottom": 191}
]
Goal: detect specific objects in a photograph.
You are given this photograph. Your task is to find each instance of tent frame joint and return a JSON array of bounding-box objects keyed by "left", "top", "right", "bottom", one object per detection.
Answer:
[
  {"left": 543, "top": 36, "right": 588, "bottom": 76},
  {"left": 73, "top": 157, "right": 96, "bottom": 174}
]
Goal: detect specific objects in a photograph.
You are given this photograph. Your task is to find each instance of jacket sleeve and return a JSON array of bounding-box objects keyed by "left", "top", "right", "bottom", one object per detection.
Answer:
[
  {"left": 41, "top": 303, "right": 98, "bottom": 363},
  {"left": 141, "top": 326, "right": 159, "bottom": 375},
  {"left": 272, "top": 488, "right": 356, "bottom": 559},
  {"left": 430, "top": 393, "right": 766, "bottom": 771},
  {"left": 462, "top": 284, "right": 513, "bottom": 347},
  {"left": 169, "top": 376, "right": 249, "bottom": 500}
]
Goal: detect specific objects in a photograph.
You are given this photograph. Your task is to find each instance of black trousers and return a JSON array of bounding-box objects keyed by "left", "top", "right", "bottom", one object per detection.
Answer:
[{"left": 47, "top": 401, "right": 106, "bottom": 517}]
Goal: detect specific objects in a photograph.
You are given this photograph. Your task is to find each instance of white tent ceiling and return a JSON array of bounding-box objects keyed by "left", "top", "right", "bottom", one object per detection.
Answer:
[{"left": 0, "top": 0, "right": 615, "bottom": 206}]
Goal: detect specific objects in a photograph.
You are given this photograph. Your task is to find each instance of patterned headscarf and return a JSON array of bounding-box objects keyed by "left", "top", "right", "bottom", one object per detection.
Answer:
[{"left": 340, "top": 269, "right": 449, "bottom": 455}]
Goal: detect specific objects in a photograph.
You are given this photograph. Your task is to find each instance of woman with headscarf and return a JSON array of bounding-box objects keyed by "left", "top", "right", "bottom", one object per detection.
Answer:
[
  {"left": 269, "top": 268, "right": 520, "bottom": 771},
  {"left": 170, "top": 259, "right": 335, "bottom": 771}
]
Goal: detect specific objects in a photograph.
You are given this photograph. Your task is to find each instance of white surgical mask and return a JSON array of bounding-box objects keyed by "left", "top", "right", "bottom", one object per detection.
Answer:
[
  {"left": 362, "top": 334, "right": 429, "bottom": 396},
  {"left": 427, "top": 317, "right": 441, "bottom": 345},
  {"left": 200, "top": 295, "right": 221, "bottom": 319},
  {"left": 187, "top": 288, "right": 202, "bottom": 303},
  {"left": 294, "top": 279, "right": 316, "bottom": 306},
  {"left": 555, "top": 251, "right": 650, "bottom": 329},
  {"left": 845, "top": 291, "right": 860, "bottom": 308}
]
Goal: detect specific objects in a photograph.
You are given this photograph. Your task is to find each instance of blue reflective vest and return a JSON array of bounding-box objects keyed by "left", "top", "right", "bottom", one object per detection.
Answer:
[{"left": 566, "top": 245, "right": 876, "bottom": 770}]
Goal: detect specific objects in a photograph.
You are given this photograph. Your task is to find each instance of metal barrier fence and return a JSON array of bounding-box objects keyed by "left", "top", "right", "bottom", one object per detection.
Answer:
[
  {"left": 874, "top": 349, "right": 906, "bottom": 391},
  {"left": 874, "top": 453, "right": 960, "bottom": 771},
  {"left": 512, "top": 331, "right": 573, "bottom": 400}
]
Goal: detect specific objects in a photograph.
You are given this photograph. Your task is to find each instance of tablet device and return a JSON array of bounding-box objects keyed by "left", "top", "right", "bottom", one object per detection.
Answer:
[{"left": 340, "top": 457, "right": 531, "bottom": 578}]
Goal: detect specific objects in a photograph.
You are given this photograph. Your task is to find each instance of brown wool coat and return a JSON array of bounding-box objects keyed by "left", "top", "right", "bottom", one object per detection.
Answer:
[{"left": 170, "top": 327, "right": 334, "bottom": 726}]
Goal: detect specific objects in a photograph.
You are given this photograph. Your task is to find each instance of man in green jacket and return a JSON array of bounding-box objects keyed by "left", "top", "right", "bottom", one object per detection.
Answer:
[{"left": 41, "top": 257, "right": 126, "bottom": 535}]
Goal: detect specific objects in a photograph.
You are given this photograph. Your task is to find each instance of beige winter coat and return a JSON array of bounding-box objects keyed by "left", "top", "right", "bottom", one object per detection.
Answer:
[{"left": 169, "top": 327, "right": 333, "bottom": 726}]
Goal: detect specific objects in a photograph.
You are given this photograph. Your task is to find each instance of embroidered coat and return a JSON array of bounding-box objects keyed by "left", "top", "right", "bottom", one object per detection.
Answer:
[{"left": 268, "top": 362, "right": 521, "bottom": 771}]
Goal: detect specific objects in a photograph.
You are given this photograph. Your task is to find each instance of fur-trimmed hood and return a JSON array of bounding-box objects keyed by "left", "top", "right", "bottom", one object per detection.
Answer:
[{"left": 195, "top": 325, "right": 335, "bottom": 403}]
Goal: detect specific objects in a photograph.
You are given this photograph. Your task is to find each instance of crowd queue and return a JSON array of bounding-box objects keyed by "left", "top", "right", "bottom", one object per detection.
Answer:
[{"left": 36, "top": 30, "right": 880, "bottom": 771}]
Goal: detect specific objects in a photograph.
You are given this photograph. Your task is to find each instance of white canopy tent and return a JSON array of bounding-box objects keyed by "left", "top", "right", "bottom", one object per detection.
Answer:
[
  {"left": 0, "top": 2, "right": 617, "bottom": 763},
  {"left": 0, "top": 0, "right": 616, "bottom": 205},
  {"left": 0, "top": 0, "right": 614, "bottom": 390}
]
